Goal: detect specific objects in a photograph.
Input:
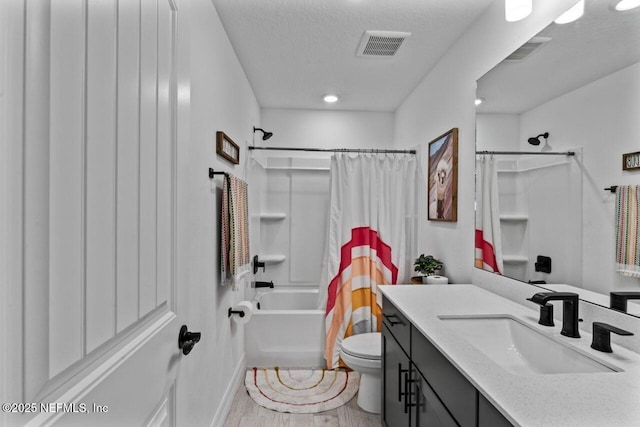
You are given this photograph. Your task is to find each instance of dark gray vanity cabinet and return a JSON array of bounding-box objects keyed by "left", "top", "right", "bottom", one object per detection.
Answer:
[
  {"left": 411, "top": 371, "right": 457, "bottom": 427},
  {"left": 382, "top": 322, "right": 410, "bottom": 427},
  {"left": 381, "top": 295, "right": 513, "bottom": 427},
  {"left": 478, "top": 394, "right": 513, "bottom": 427}
]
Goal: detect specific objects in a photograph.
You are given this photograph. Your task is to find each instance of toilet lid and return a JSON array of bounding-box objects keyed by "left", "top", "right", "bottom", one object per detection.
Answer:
[{"left": 341, "top": 332, "right": 382, "bottom": 360}]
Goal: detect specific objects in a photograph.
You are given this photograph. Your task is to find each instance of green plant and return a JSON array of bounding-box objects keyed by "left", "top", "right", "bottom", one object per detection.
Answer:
[{"left": 414, "top": 254, "right": 444, "bottom": 276}]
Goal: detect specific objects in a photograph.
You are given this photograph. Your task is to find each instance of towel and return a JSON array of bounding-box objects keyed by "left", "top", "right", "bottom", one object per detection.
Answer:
[
  {"left": 615, "top": 185, "right": 640, "bottom": 277},
  {"left": 221, "top": 174, "right": 250, "bottom": 287}
]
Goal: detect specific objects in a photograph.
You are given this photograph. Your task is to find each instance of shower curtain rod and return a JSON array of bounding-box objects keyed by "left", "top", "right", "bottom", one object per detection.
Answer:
[
  {"left": 248, "top": 146, "right": 416, "bottom": 154},
  {"left": 476, "top": 150, "right": 575, "bottom": 156}
]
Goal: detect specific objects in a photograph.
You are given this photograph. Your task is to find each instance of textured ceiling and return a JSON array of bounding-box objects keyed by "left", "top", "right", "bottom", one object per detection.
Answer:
[
  {"left": 213, "top": 0, "right": 494, "bottom": 112},
  {"left": 477, "top": 0, "right": 640, "bottom": 114}
]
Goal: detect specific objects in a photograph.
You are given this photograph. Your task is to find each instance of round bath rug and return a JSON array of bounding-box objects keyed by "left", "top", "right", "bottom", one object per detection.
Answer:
[{"left": 245, "top": 367, "right": 360, "bottom": 414}]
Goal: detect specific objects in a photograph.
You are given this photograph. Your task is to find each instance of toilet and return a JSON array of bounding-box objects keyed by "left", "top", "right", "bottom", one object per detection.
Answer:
[{"left": 339, "top": 332, "right": 382, "bottom": 414}]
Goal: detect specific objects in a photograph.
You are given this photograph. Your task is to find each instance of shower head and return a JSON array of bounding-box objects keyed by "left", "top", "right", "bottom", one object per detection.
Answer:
[
  {"left": 528, "top": 132, "right": 549, "bottom": 146},
  {"left": 253, "top": 127, "right": 273, "bottom": 141}
]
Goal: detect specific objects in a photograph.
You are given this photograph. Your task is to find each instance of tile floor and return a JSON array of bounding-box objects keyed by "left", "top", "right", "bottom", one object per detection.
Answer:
[{"left": 223, "top": 384, "right": 382, "bottom": 427}]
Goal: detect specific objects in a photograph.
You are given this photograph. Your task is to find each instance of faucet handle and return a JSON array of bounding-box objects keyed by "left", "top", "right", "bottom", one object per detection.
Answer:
[
  {"left": 527, "top": 298, "right": 554, "bottom": 327},
  {"left": 591, "top": 322, "right": 634, "bottom": 353}
]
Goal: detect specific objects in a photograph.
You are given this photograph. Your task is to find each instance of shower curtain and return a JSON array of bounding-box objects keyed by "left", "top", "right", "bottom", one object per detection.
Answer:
[
  {"left": 323, "top": 153, "right": 418, "bottom": 369},
  {"left": 474, "top": 155, "right": 504, "bottom": 274}
]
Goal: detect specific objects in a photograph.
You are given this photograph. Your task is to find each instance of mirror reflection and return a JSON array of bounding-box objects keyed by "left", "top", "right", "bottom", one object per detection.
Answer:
[{"left": 475, "top": 0, "right": 640, "bottom": 316}]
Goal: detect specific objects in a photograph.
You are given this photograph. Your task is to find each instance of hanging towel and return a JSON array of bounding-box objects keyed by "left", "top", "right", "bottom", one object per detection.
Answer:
[
  {"left": 615, "top": 185, "right": 640, "bottom": 278},
  {"left": 221, "top": 174, "right": 250, "bottom": 287},
  {"left": 323, "top": 153, "right": 418, "bottom": 369},
  {"left": 474, "top": 155, "right": 503, "bottom": 274}
]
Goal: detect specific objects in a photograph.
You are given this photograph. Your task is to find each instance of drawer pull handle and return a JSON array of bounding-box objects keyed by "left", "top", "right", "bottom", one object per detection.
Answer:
[
  {"left": 398, "top": 363, "right": 409, "bottom": 402},
  {"left": 384, "top": 314, "right": 404, "bottom": 326},
  {"left": 404, "top": 369, "right": 417, "bottom": 413}
]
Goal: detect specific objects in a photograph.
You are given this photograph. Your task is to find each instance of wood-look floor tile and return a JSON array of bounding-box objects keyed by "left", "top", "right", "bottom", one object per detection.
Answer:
[{"left": 223, "top": 382, "right": 382, "bottom": 427}]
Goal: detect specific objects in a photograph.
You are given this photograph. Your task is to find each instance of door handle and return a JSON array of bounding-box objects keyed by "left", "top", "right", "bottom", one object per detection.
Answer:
[{"left": 178, "top": 325, "right": 201, "bottom": 355}]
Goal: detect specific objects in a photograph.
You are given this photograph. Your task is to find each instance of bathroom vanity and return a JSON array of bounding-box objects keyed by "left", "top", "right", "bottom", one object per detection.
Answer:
[{"left": 379, "top": 285, "right": 640, "bottom": 427}]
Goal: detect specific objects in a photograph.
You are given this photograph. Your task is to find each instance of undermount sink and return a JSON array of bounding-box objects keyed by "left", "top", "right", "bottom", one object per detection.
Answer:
[{"left": 438, "top": 315, "right": 619, "bottom": 375}]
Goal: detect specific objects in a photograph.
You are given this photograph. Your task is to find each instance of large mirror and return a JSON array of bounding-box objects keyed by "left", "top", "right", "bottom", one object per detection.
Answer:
[{"left": 475, "top": 0, "right": 640, "bottom": 316}]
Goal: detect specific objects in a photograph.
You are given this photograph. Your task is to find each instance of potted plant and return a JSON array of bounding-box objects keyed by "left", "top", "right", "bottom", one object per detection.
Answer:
[{"left": 414, "top": 254, "right": 444, "bottom": 283}]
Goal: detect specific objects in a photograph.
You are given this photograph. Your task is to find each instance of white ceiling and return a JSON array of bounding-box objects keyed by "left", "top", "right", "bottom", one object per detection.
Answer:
[
  {"left": 212, "top": 0, "right": 494, "bottom": 112},
  {"left": 477, "top": 1, "right": 640, "bottom": 114}
]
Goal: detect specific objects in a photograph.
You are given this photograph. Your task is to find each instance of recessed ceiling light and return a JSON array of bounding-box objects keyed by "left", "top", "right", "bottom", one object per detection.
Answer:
[
  {"left": 614, "top": 0, "right": 640, "bottom": 10},
  {"left": 505, "top": 0, "right": 532, "bottom": 22},
  {"left": 554, "top": 0, "right": 584, "bottom": 24},
  {"left": 323, "top": 94, "right": 339, "bottom": 103}
]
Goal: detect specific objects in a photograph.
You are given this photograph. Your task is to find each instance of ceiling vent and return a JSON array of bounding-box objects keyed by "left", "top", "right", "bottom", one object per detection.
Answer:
[
  {"left": 357, "top": 30, "right": 411, "bottom": 57},
  {"left": 504, "top": 36, "right": 552, "bottom": 61}
]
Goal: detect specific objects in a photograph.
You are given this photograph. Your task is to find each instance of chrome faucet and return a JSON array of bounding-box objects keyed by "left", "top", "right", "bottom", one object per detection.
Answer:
[{"left": 527, "top": 292, "right": 581, "bottom": 338}]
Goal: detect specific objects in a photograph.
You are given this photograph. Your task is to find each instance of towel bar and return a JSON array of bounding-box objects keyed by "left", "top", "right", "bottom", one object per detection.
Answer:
[{"left": 209, "top": 167, "right": 230, "bottom": 180}]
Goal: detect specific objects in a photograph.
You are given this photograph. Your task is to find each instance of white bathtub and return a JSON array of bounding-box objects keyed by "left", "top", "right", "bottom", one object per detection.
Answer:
[{"left": 245, "top": 288, "right": 325, "bottom": 368}]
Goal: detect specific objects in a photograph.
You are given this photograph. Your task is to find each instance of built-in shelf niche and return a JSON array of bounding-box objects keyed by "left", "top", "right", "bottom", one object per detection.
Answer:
[
  {"left": 502, "top": 255, "right": 529, "bottom": 263},
  {"left": 499, "top": 214, "right": 528, "bottom": 222},
  {"left": 259, "top": 212, "right": 286, "bottom": 220}
]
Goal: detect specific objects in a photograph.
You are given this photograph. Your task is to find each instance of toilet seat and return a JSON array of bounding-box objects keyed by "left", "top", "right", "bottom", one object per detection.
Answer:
[{"left": 341, "top": 332, "right": 381, "bottom": 360}]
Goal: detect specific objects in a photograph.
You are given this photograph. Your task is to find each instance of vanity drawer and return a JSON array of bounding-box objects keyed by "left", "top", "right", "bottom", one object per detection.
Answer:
[
  {"left": 382, "top": 296, "right": 411, "bottom": 353},
  {"left": 411, "top": 328, "right": 477, "bottom": 427}
]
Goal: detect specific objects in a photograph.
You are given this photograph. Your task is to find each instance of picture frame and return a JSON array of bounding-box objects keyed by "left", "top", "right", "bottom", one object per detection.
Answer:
[
  {"left": 427, "top": 128, "right": 458, "bottom": 222},
  {"left": 622, "top": 151, "right": 640, "bottom": 171},
  {"left": 216, "top": 131, "right": 240, "bottom": 165}
]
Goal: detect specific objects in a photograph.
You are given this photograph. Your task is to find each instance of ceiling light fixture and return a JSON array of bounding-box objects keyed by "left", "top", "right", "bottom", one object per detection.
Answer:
[
  {"left": 613, "top": 0, "right": 640, "bottom": 10},
  {"left": 505, "top": 0, "right": 532, "bottom": 22},
  {"left": 323, "top": 94, "right": 339, "bottom": 103},
  {"left": 554, "top": 0, "right": 585, "bottom": 24},
  {"left": 475, "top": 97, "right": 485, "bottom": 106}
]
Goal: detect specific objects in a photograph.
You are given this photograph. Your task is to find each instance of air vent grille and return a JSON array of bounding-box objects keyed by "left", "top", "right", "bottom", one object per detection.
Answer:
[
  {"left": 504, "top": 36, "right": 552, "bottom": 61},
  {"left": 357, "top": 31, "right": 411, "bottom": 57}
]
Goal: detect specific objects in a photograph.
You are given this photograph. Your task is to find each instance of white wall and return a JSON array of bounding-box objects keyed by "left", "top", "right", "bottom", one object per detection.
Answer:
[
  {"left": 520, "top": 61, "right": 640, "bottom": 295},
  {"left": 476, "top": 114, "right": 519, "bottom": 151},
  {"left": 261, "top": 108, "right": 395, "bottom": 150},
  {"left": 252, "top": 108, "right": 395, "bottom": 289},
  {"left": 187, "top": 0, "right": 260, "bottom": 425},
  {"left": 394, "top": 0, "right": 578, "bottom": 284}
]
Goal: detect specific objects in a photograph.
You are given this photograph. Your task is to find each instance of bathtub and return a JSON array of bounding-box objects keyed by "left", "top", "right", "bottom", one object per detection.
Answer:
[{"left": 245, "top": 287, "right": 326, "bottom": 368}]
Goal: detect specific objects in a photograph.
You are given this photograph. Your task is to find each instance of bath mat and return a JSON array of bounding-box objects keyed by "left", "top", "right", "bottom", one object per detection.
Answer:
[{"left": 245, "top": 367, "right": 359, "bottom": 414}]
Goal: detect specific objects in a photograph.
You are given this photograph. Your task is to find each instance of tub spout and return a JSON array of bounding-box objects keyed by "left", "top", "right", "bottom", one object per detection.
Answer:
[{"left": 253, "top": 281, "right": 274, "bottom": 289}]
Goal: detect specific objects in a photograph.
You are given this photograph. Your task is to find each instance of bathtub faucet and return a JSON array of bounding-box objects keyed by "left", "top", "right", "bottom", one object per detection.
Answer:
[{"left": 253, "top": 281, "right": 274, "bottom": 289}]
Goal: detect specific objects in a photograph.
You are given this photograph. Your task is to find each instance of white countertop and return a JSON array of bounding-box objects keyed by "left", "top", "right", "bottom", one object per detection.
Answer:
[{"left": 379, "top": 284, "right": 640, "bottom": 427}]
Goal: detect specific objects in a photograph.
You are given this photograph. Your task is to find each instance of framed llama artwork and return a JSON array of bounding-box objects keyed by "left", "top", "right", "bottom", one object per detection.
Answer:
[{"left": 427, "top": 128, "right": 458, "bottom": 222}]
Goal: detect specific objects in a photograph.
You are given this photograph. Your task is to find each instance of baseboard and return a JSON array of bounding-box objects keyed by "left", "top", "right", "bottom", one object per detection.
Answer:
[{"left": 209, "top": 353, "right": 246, "bottom": 427}]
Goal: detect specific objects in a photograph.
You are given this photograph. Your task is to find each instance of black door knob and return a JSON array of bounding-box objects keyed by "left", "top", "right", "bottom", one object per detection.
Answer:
[{"left": 178, "top": 325, "right": 201, "bottom": 355}]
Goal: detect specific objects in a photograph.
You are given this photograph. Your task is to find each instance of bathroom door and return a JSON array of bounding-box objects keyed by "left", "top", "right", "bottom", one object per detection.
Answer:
[{"left": 1, "top": 0, "right": 194, "bottom": 425}]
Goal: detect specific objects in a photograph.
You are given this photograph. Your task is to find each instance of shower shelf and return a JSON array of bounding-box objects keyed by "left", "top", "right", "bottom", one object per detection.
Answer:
[
  {"left": 260, "top": 213, "right": 286, "bottom": 220},
  {"left": 260, "top": 255, "right": 286, "bottom": 264},
  {"left": 503, "top": 255, "right": 529, "bottom": 264},
  {"left": 499, "top": 214, "right": 528, "bottom": 222}
]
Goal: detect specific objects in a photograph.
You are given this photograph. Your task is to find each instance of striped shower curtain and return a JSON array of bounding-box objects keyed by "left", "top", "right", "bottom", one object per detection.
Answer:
[
  {"left": 324, "top": 153, "right": 418, "bottom": 369},
  {"left": 474, "top": 155, "right": 503, "bottom": 274}
]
